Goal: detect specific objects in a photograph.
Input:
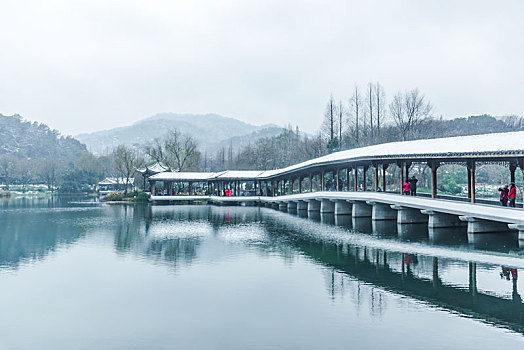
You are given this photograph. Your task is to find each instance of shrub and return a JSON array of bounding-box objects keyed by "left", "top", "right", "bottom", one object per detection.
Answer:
[
  {"left": 134, "top": 192, "right": 150, "bottom": 203},
  {"left": 103, "top": 191, "right": 124, "bottom": 201}
]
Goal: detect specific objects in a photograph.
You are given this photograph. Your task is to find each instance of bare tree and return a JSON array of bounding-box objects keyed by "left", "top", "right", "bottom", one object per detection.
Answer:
[
  {"left": 367, "top": 82, "right": 374, "bottom": 138},
  {"left": 166, "top": 130, "right": 201, "bottom": 171},
  {"left": 322, "top": 94, "right": 338, "bottom": 151},
  {"left": 15, "top": 158, "right": 33, "bottom": 193},
  {"left": 389, "top": 88, "right": 433, "bottom": 140},
  {"left": 37, "top": 158, "right": 60, "bottom": 192},
  {"left": 374, "top": 82, "right": 386, "bottom": 137},
  {"left": 113, "top": 145, "right": 144, "bottom": 194},
  {"left": 338, "top": 100, "right": 344, "bottom": 148},
  {"left": 145, "top": 138, "right": 166, "bottom": 166},
  {"left": 349, "top": 86, "right": 363, "bottom": 145},
  {"left": 0, "top": 154, "right": 17, "bottom": 190},
  {"left": 146, "top": 129, "right": 201, "bottom": 172}
]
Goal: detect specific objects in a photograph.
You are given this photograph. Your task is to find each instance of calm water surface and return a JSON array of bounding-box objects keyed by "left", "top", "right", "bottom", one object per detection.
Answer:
[{"left": 0, "top": 196, "right": 523, "bottom": 349}]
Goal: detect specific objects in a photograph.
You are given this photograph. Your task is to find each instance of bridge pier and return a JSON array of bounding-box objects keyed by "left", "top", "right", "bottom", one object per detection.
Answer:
[
  {"left": 308, "top": 199, "right": 321, "bottom": 212},
  {"left": 351, "top": 201, "right": 372, "bottom": 218},
  {"left": 459, "top": 216, "right": 516, "bottom": 246},
  {"left": 287, "top": 201, "right": 297, "bottom": 211},
  {"left": 334, "top": 200, "right": 352, "bottom": 215},
  {"left": 278, "top": 202, "right": 288, "bottom": 211},
  {"left": 508, "top": 224, "right": 524, "bottom": 246},
  {"left": 367, "top": 201, "right": 396, "bottom": 220},
  {"left": 372, "top": 220, "right": 397, "bottom": 236},
  {"left": 391, "top": 205, "right": 428, "bottom": 224},
  {"left": 320, "top": 199, "right": 335, "bottom": 213},
  {"left": 297, "top": 200, "right": 308, "bottom": 211},
  {"left": 335, "top": 215, "right": 352, "bottom": 226},
  {"left": 421, "top": 210, "right": 464, "bottom": 228}
]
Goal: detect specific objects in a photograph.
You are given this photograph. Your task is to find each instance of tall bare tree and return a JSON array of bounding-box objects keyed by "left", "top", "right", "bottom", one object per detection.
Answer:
[
  {"left": 37, "top": 158, "right": 60, "bottom": 192},
  {"left": 0, "top": 154, "right": 17, "bottom": 190},
  {"left": 338, "top": 100, "right": 344, "bottom": 148},
  {"left": 113, "top": 145, "right": 144, "bottom": 194},
  {"left": 321, "top": 94, "right": 339, "bottom": 152},
  {"left": 374, "top": 82, "right": 386, "bottom": 137},
  {"left": 389, "top": 88, "right": 433, "bottom": 140},
  {"left": 367, "top": 82, "right": 374, "bottom": 138},
  {"left": 146, "top": 129, "right": 201, "bottom": 172},
  {"left": 349, "top": 86, "right": 363, "bottom": 145}
]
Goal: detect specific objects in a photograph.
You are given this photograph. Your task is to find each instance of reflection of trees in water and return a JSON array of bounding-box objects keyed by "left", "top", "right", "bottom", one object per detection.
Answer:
[
  {"left": 112, "top": 205, "right": 217, "bottom": 268},
  {"left": 0, "top": 202, "right": 92, "bottom": 269}
]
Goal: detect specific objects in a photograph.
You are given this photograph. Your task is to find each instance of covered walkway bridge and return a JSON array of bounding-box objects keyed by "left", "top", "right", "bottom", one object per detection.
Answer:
[{"left": 148, "top": 131, "right": 524, "bottom": 241}]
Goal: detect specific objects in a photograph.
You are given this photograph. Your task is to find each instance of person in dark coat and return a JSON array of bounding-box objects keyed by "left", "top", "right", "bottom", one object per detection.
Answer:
[
  {"left": 498, "top": 184, "right": 509, "bottom": 206},
  {"left": 408, "top": 176, "right": 418, "bottom": 196}
]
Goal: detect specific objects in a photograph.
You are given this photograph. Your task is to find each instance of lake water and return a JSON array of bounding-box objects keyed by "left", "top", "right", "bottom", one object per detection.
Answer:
[{"left": 0, "top": 196, "right": 523, "bottom": 349}]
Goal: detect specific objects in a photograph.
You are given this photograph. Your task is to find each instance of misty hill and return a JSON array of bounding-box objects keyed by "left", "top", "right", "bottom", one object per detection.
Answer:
[
  {"left": 0, "top": 114, "right": 87, "bottom": 160},
  {"left": 76, "top": 113, "right": 285, "bottom": 154}
]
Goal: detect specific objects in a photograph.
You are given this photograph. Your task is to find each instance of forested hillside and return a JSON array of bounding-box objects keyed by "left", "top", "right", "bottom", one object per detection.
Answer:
[{"left": 0, "top": 114, "right": 86, "bottom": 159}]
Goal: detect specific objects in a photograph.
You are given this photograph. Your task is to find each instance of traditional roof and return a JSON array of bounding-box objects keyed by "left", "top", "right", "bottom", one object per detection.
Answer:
[
  {"left": 215, "top": 170, "right": 266, "bottom": 180},
  {"left": 98, "top": 177, "right": 135, "bottom": 185},
  {"left": 256, "top": 130, "right": 524, "bottom": 178},
  {"left": 136, "top": 162, "right": 170, "bottom": 175},
  {"left": 148, "top": 131, "right": 524, "bottom": 182},
  {"left": 149, "top": 172, "right": 224, "bottom": 181}
]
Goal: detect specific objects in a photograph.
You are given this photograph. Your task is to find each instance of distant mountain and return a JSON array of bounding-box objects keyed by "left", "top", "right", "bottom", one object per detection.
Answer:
[
  {"left": 76, "top": 113, "right": 285, "bottom": 154},
  {"left": 0, "top": 114, "right": 86, "bottom": 160}
]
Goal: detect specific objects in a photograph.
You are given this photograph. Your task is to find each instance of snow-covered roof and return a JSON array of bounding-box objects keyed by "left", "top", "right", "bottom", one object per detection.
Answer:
[
  {"left": 136, "top": 162, "right": 170, "bottom": 174},
  {"left": 255, "top": 130, "right": 524, "bottom": 178},
  {"left": 149, "top": 172, "right": 222, "bottom": 181},
  {"left": 215, "top": 170, "right": 266, "bottom": 179},
  {"left": 98, "top": 177, "right": 135, "bottom": 185},
  {"left": 148, "top": 131, "right": 524, "bottom": 182}
]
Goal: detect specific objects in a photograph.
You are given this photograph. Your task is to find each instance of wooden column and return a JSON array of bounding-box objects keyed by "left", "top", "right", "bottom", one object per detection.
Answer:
[
  {"left": 382, "top": 165, "right": 387, "bottom": 192},
  {"left": 374, "top": 166, "right": 379, "bottom": 191},
  {"left": 346, "top": 168, "right": 350, "bottom": 191},
  {"left": 298, "top": 176, "right": 302, "bottom": 194},
  {"left": 289, "top": 177, "right": 292, "bottom": 195},
  {"left": 188, "top": 182, "right": 192, "bottom": 195},
  {"left": 428, "top": 161, "right": 439, "bottom": 199},
  {"left": 354, "top": 167, "right": 359, "bottom": 191},
  {"left": 321, "top": 170, "right": 325, "bottom": 191},
  {"left": 468, "top": 161, "right": 476, "bottom": 204},
  {"left": 363, "top": 166, "right": 368, "bottom": 191},
  {"left": 405, "top": 162, "right": 411, "bottom": 183},
  {"left": 520, "top": 159, "right": 524, "bottom": 206},
  {"left": 336, "top": 169, "right": 340, "bottom": 191},
  {"left": 510, "top": 163, "right": 516, "bottom": 184},
  {"left": 310, "top": 173, "right": 313, "bottom": 192},
  {"left": 399, "top": 162, "right": 404, "bottom": 194},
  {"left": 151, "top": 181, "right": 156, "bottom": 195}
]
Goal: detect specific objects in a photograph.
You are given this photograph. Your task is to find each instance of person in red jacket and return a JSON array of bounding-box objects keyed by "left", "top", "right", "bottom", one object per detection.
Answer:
[{"left": 508, "top": 182, "right": 517, "bottom": 207}]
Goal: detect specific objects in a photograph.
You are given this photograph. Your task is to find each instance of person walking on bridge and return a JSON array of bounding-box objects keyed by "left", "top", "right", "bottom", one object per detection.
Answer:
[
  {"left": 498, "top": 185, "right": 509, "bottom": 206},
  {"left": 403, "top": 181, "right": 411, "bottom": 195},
  {"left": 508, "top": 183, "right": 517, "bottom": 207},
  {"left": 409, "top": 176, "right": 418, "bottom": 196}
]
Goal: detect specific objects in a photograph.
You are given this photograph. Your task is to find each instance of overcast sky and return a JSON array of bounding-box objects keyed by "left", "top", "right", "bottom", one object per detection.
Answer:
[{"left": 1, "top": 0, "right": 523, "bottom": 135}]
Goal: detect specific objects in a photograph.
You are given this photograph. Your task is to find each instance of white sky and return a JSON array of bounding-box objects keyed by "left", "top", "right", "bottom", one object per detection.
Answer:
[{"left": 1, "top": 0, "right": 523, "bottom": 135}]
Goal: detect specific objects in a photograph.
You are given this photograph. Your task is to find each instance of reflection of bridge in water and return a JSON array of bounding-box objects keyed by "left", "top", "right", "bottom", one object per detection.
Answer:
[
  {"left": 149, "top": 132, "right": 524, "bottom": 245},
  {"left": 262, "top": 212, "right": 524, "bottom": 334},
  {"left": 2, "top": 202, "right": 522, "bottom": 334},
  {"left": 111, "top": 205, "right": 524, "bottom": 334}
]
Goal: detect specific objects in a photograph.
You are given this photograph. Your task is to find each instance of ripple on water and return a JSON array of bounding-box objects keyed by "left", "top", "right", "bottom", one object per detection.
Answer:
[
  {"left": 148, "top": 220, "right": 214, "bottom": 239},
  {"left": 218, "top": 223, "right": 269, "bottom": 245}
]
